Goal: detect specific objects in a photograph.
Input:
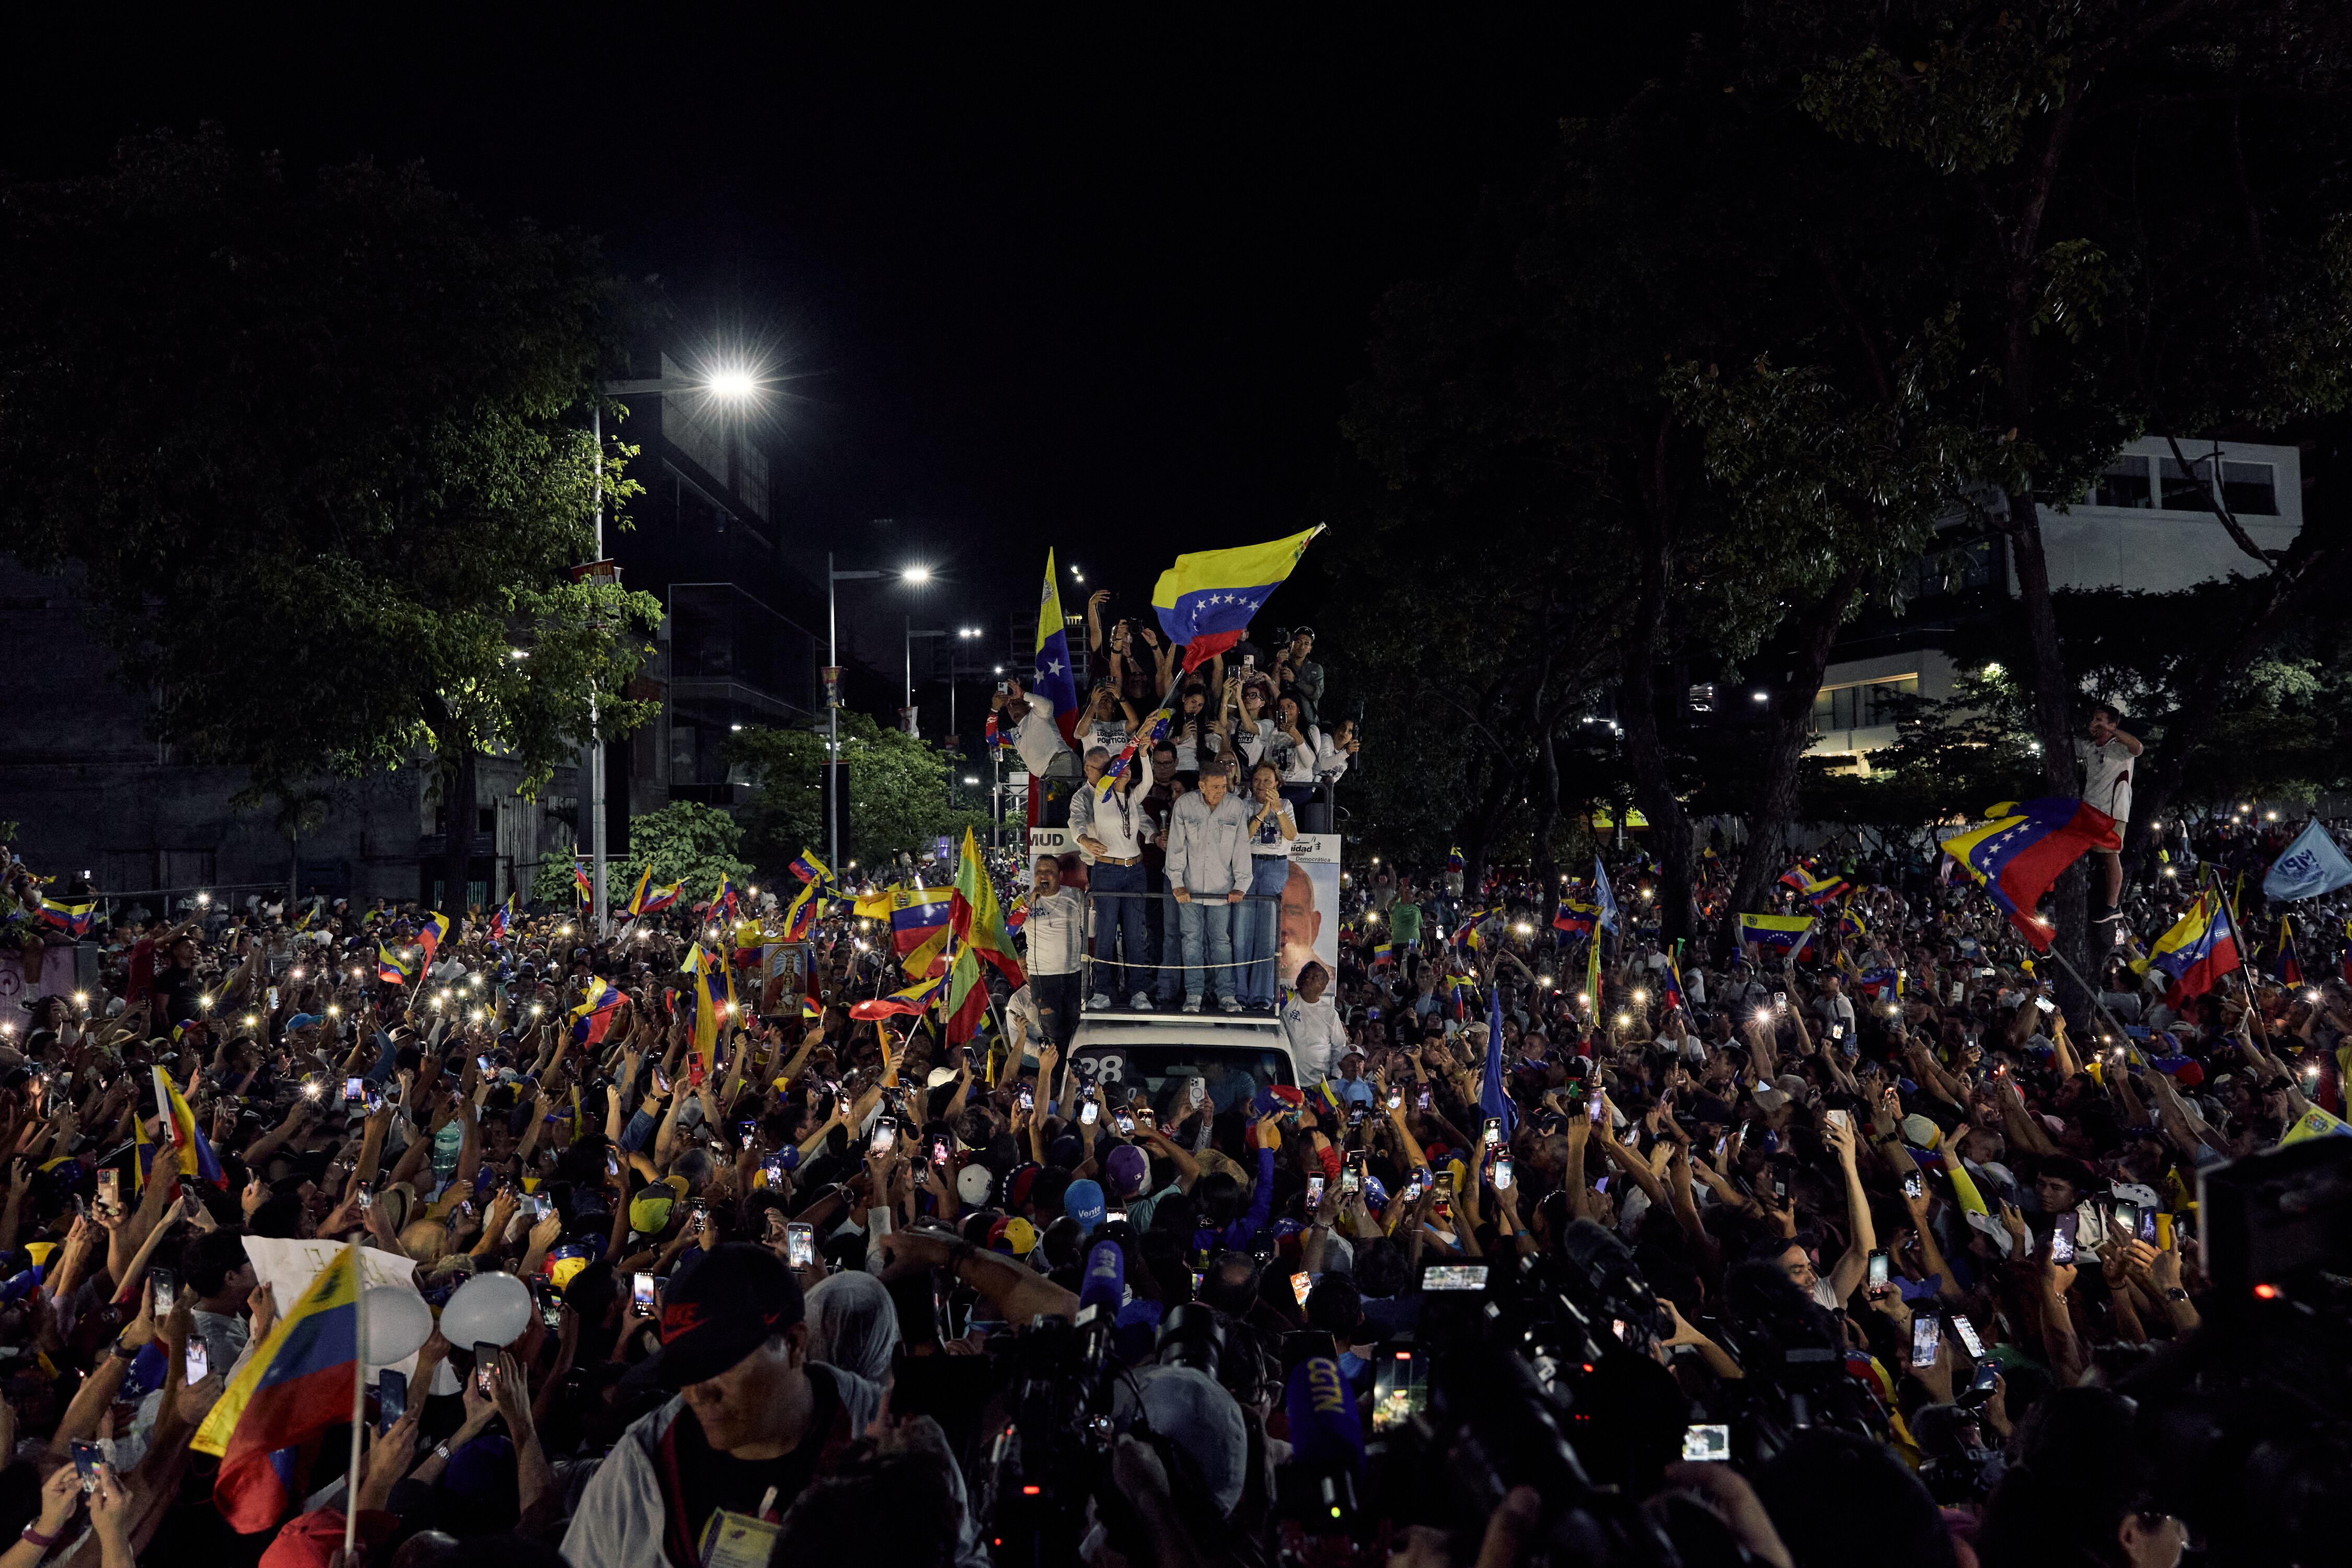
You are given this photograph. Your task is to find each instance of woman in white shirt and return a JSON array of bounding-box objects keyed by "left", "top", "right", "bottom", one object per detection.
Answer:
[
  {"left": 1220, "top": 675, "right": 1277, "bottom": 768},
  {"left": 1238, "top": 760, "right": 1297, "bottom": 1010}
]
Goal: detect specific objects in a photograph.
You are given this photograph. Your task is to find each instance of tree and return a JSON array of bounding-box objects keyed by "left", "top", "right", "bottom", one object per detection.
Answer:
[
  {"left": 617, "top": 803, "right": 752, "bottom": 906},
  {"left": 731, "top": 713, "right": 987, "bottom": 877},
  {"left": 531, "top": 848, "right": 584, "bottom": 911},
  {"left": 0, "top": 129, "right": 665, "bottom": 910}
]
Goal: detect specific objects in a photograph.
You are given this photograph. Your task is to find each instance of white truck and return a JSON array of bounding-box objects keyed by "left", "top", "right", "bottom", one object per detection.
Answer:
[{"left": 1064, "top": 1011, "right": 1300, "bottom": 1121}]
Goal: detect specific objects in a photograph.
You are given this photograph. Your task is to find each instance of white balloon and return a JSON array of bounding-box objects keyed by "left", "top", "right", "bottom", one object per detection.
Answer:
[
  {"left": 360, "top": 1286, "right": 432, "bottom": 1366},
  {"left": 439, "top": 1271, "right": 533, "bottom": 1350}
]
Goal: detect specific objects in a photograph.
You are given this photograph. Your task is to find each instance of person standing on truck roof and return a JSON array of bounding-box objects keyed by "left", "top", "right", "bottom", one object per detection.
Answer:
[{"left": 1165, "top": 762, "right": 1253, "bottom": 1013}]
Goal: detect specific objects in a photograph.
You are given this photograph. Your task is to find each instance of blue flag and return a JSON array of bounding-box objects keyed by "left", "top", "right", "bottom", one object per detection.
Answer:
[
  {"left": 1480, "top": 984, "right": 1515, "bottom": 1139},
  {"left": 2264, "top": 820, "right": 2352, "bottom": 902},
  {"left": 1593, "top": 854, "right": 1620, "bottom": 936}
]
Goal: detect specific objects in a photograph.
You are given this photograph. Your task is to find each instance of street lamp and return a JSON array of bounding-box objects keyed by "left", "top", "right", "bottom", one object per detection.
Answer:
[
  {"left": 586, "top": 364, "right": 759, "bottom": 936},
  {"left": 826, "top": 555, "right": 929, "bottom": 871}
]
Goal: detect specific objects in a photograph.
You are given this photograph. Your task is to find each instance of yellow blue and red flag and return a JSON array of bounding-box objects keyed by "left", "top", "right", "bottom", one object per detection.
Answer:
[
  {"left": 375, "top": 942, "right": 414, "bottom": 986},
  {"left": 2272, "top": 915, "right": 2303, "bottom": 987},
  {"left": 1738, "top": 913, "right": 1815, "bottom": 953},
  {"left": 624, "top": 867, "right": 682, "bottom": 918},
  {"left": 152, "top": 1066, "right": 226, "bottom": 1187},
  {"left": 488, "top": 892, "right": 519, "bottom": 941},
  {"left": 572, "top": 857, "right": 592, "bottom": 904},
  {"left": 36, "top": 896, "right": 97, "bottom": 938},
  {"left": 1938, "top": 798, "right": 2122, "bottom": 950},
  {"left": 850, "top": 971, "right": 946, "bottom": 1021},
  {"left": 787, "top": 849, "right": 832, "bottom": 887},
  {"left": 2145, "top": 893, "right": 2242, "bottom": 1007},
  {"left": 191, "top": 1242, "right": 361, "bottom": 1532},
  {"left": 569, "top": 981, "right": 624, "bottom": 1045},
  {"left": 890, "top": 885, "right": 955, "bottom": 955},
  {"left": 1658, "top": 955, "right": 1687, "bottom": 1014},
  {"left": 1150, "top": 526, "right": 1323, "bottom": 672},
  {"left": 414, "top": 911, "right": 452, "bottom": 966},
  {"left": 1552, "top": 898, "right": 1598, "bottom": 936},
  {"left": 1033, "top": 549, "right": 1081, "bottom": 743}
]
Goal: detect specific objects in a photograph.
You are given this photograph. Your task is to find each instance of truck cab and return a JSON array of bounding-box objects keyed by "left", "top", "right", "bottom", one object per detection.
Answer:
[{"left": 1064, "top": 1012, "right": 1299, "bottom": 1122}]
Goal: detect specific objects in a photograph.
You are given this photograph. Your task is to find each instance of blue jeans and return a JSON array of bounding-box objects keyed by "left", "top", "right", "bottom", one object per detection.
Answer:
[
  {"left": 1088, "top": 861, "right": 1152, "bottom": 997},
  {"left": 1240, "top": 855, "right": 1289, "bottom": 1007},
  {"left": 1176, "top": 896, "right": 1236, "bottom": 1005}
]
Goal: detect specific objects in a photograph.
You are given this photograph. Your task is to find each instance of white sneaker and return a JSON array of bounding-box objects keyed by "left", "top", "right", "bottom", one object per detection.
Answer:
[
  {"left": 1132, "top": 992, "right": 1154, "bottom": 1010},
  {"left": 1219, "top": 995, "right": 1243, "bottom": 1014},
  {"left": 1088, "top": 993, "right": 1112, "bottom": 1010},
  {"left": 1182, "top": 996, "right": 1203, "bottom": 1013}
]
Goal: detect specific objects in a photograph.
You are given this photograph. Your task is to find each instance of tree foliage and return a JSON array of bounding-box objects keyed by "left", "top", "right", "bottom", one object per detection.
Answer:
[
  {"left": 730, "top": 713, "right": 987, "bottom": 878},
  {"left": 0, "top": 129, "right": 664, "bottom": 801},
  {"left": 618, "top": 803, "right": 752, "bottom": 902}
]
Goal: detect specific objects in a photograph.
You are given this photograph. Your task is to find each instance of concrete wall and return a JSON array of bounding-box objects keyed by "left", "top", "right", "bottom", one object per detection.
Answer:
[{"left": 2033, "top": 436, "right": 2302, "bottom": 593}]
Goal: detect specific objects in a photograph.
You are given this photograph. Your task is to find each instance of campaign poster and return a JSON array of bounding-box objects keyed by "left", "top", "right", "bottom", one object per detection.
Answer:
[{"left": 1281, "top": 834, "right": 1342, "bottom": 990}]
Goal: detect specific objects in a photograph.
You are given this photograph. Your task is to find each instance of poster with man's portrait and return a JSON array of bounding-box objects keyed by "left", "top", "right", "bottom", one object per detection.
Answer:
[{"left": 1280, "top": 834, "right": 1341, "bottom": 990}]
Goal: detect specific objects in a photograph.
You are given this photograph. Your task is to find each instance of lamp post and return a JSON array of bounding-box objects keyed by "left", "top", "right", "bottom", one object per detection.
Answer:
[
  {"left": 585, "top": 367, "right": 756, "bottom": 936},
  {"left": 825, "top": 557, "right": 928, "bottom": 873}
]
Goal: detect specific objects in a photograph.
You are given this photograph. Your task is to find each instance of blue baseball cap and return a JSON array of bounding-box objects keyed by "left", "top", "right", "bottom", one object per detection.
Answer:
[{"left": 1065, "top": 1178, "right": 1106, "bottom": 1237}]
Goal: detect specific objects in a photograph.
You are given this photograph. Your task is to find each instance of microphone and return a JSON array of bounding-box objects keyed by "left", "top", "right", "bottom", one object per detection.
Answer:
[
  {"left": 1078, "top": 1239, "right": 1126, "bottom": 1321},
  {"left": 1279, "top": 1354, "right": 1374, "bottom": 1532}
]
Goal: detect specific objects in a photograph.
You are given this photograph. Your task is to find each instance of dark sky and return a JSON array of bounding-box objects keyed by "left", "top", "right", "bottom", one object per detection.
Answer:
[{"left": 8, "top": 10, "right": 1654, "bottom": 635}]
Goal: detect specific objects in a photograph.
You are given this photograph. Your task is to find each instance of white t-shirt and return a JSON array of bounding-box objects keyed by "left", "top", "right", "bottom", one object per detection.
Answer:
[
  {"left": 2078, "top": 736, "right": 2134, "bottom": 823},
  {"left": 1281, "top": 993, "right": 1350, "bottom": 1082}
]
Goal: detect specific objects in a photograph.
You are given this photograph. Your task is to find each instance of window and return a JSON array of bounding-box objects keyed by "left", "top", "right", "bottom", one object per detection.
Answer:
[
  {"left": 2092, "top": 457, "right": 2153, "bottom": 508},
  {"left": 2220, "top": 460, "right": 2278, "bottom": 516},
  {"left": 1810, "top": 675, "right": 1919, "bottom": 734},
  {"left": 2159, "top": 456, "right": 2215, "bottom": 513},
  {"left": 740, "top": 441, "right": 770, "bottom": 521},
  {"left": 1687, "top": 683, "right": 1717, "bottom": 713},
  {"left": 663, "top": 397, "right": 731, "bottom": 487}
]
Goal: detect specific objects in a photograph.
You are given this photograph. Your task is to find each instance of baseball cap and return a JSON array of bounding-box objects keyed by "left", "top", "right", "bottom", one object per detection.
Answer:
[
  {"left": 622, "top": 1243, "right": 805, "bottom": 1391},
  {"left": 988, "top": 1215, "right": 1039, "bottom": 1257},
  {"left": 925, "top": 1066, "right": 959, "bottom": 1089},
  {"left": 1105, "top": 1143, "right": 1149, "bottom": 1197},
  {"left": 628, "top": 1176, "right": 685, "bottom": 1235},
  {"left": 955, "top": 1163, "right": 994, "bottom": 1206},
  {"left": 1899, "top": 1114, "right": 1942, "bottom": 1148},
  {"left": 1065, "top": 1178, "right": 1106, "bottom": 1236}
]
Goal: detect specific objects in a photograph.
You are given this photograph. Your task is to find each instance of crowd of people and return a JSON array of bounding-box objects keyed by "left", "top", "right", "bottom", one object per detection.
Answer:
[{"left": 0, "top": 754, "right": 2345, "bottom": 1568}]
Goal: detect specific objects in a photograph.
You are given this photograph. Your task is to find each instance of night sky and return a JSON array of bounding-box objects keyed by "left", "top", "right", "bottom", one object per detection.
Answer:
[{"left": 8, "top": 11, "right": 1656, "bottom": 632}]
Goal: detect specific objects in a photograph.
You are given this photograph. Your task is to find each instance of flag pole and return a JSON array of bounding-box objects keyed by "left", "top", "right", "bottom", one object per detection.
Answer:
[{"left": 344, "top": 1235, "right": 365, "bottom": 1559}]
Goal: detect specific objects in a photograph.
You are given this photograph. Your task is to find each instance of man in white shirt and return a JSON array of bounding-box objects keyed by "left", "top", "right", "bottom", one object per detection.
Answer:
[
  {"left": 994, "top": 684, "right": 1078, "bottom": 825},
  {"left": 2077, "top": 703, "right": 2142, "bottom": 923},
  {"left": 1280, "top": 961, "right": 1348, "bottom": 1082},
  {"left": 1069, "top": 744, "right": 1157, "bottom": 1010},
  {"left": 1021, "top": 856, "right": 1087, "bottom": 1048}
]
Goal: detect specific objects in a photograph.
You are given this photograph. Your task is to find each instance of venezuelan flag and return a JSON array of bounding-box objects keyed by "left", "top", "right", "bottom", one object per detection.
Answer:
[
  {"left": 488, "top": 892, "right": 519, "bottom": 940},
  {"left": 1094, "top": 706, "right": 1173, "bottom": 799},
  {"left": 36, "top": 897, "right": 97, "bottom": 938},
  {"left": 781, "top": 878, "right": 828, "bottom": 942},
  {"left": 1738, "top": 913, "right": 1816, "bottom": 953},
  {"left": 902, "top": 921, "right": 953, "bottom": 980},
  {"left": 852, "top": 887, "right": 896, "bottom": 920},
  {"left": 1553, "top": 898, "right": 1597, "bottom": 936},
  {"left": 850, "top": 971, "right": 946, "bottom": 1021},
  {"left": 569, "top": 981, "right": 624, "bottom": 1045},
  {"left": 414, "top": 911, "right": 452, "bottom": 966},
  {"left": 1150, "top": 526, "right": 1324, "bottom": 671},
  {"left": 572, "top": 857, "right": 593, "bottom": 903},
  {"left": 1857, "top": 967, "right": 1901, "bottom": 1002},
  {"left": 192, "top": 1242, "right": 361, "bottom": 1532},
  {"left": 1005, "top": 895, "right": 1028, "bottom": 933},
  {"left": 2145, "top": 894, "right": 2242, "bottom": 1007},
  {"left": 2272, "top": 916, "right": 2303, "bottom": 987},
  {"left": 686, "top": 947, "right": 728, "bottom": 1066},
  {"left": 788, "top": 849, "right": 832, "bottom": 887},
  {"left": 890, "top": 886, "right": 955, "bottom": 955},
  {"left": 1658, "top": 960, "right": 1687, "bottom": 1014},
  {"left": 1032, "top": 549, "right": 1082, "bottom": 742},
  {"left": 1837, "top": 905, "right": 1870, "bottom": 941},
  {"left": 1371, "top": 941, "right": 1396, "bottom": 966},
  {"left": 375, "top": 942, "right": 414, "bottom": 986},
  {"left": 1447, "top": 846, "right": 1465, "bottom": 874},
  {"left": 710, "top": 875, "right": 742, "bottom": 918},
  {"left": 153, "top": 1067, "right": 226, "bottom": 1186},
  {"left": 1938, "top": 798, "right": 2121, "bottom": 950}
]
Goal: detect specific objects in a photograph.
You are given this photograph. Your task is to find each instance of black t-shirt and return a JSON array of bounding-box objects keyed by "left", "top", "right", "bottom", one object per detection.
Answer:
[
  {"left": 664, "top": 1363, "right": 843, "bottom": 1567},
  {"left": 153, "top": 964, "right": 205, "bottom": 1025}
]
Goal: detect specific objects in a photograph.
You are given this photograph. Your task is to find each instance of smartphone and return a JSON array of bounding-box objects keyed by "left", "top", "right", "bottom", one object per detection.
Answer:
[
  {"left": 2034, "top": 995, "right": 2057, "bottom": 1016},
  {"left": 71, "top": 1440, "right": 103, "bottom": 1492},
  {"left": 631, "top": 1271, "right": 655, "bottom": 1317},
  {"left": 1482, "top": 1116, "right": 1503, "bottom": 1147},
  {"left": 1867, "top": 1250, "right": 1890, "bottom": 1289},
  {"left": 2153, "top": 1212, "right": 2174, "bottom": 1251},
  {"left": 1290, "top": 1271, "right": 1313, "bottom": 1308},
  {"left": 1113, "top": 1109, "right": 1135, "bottom": 1135},
  {"left": 786, "top": 1221, "right": 817, "bottom": 1268},
  {"left": 1305, "top": 1174, "right": 1325, "bottom": 1208},
  {"left": 1419, "top": 1085, "right": 1433, "bottom": 1111},
  {"left": 152, "top": 1268, "right": 178, "bottom": 1315},
  {"left": 474, "top": 1342, "right": 500, "bottom": 1394},
  {"left": 1830, "top": 1022, "right": 1846, "bottom": 1041},
  {"left": 1017, "top": 1083, "right": 1035, "bottom": 1112},
  {"left": 688, "top": 1200, "right": 707, "bottom": 1234},
  {"left": 1422, "top": 1263, "right": 1489, "bottom": 1292},
  {"left": 1903, "top": 1170, "right": 1924, "bottom": 1201},
  {"left": 1948, "top": 982, "right": 1963, "bottom": 1004},
  {"left": 2050, "top": 1212, "right": 2079, "bottom": 1265},
  {"left": 539, "top": 1291, "right": 563, "bottom": 1331},
  {"left": 870, "top": 1116, "right": 899, "bottom": 1154},
  {"left": 1773, "top": 990, "right": 1786, "bottom": 1008},
  {"left": 344, "top": 1076, "right": 366, "bottom": 1103},
  {"left": 606, "top": 1148, "right": 621, "bottom": 1178},
  {"left": 1951, "top": 1313, "right": 1987, "bottom": 1358},
  {"left": 184, "top": 1340, "right": 209, "bottom": 1383},
  {"left": 1340, "top": 1155, "right": 1362, "bottom": 1195},
  {"left": 1911, "top": 1312, "right": 1943, "bottom": 1368},
  {"left": 1826, "top": 1108, "right": 1850, "bottom": 1134},
  {"left": 98, "top": 1168, "right": 120, "bottom": 1217},
  {"left": 1491, "top": 1158, "right": 1514, "bottom": 1191},
  {"left": 1242, "top": 653, "right": 1255, "bottom": 669},
  {"left": 377, "top": 1368, "right": 408, "bottom": 1433},
  {"left": 1386, "top": 1089, "right": 1403, "bottom": 1111},
  {"left": 1372, "top": 1348, "right": 1428, "bottom": 1434},
  {"left": 2112, "top": 1200, "right": 2140, "bottom": 1243},
  {"left": 738, "top": 1119, "right": 758, "bottom": 1145},
  {"left": 1187, "top": 1076, "right": 1206, "bottom": 1109},
  {"left": 1681, "top": 1423, "right": 1732, "bottom": 1462}
]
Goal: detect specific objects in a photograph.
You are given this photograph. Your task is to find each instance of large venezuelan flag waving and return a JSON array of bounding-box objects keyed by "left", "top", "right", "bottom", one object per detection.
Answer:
[
  {"left": 1151, "top": 526, "right": 1323, "bottom": 671},
  {"left": 193, "top": 1242, "right": 360, "bottom": 1532}
]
